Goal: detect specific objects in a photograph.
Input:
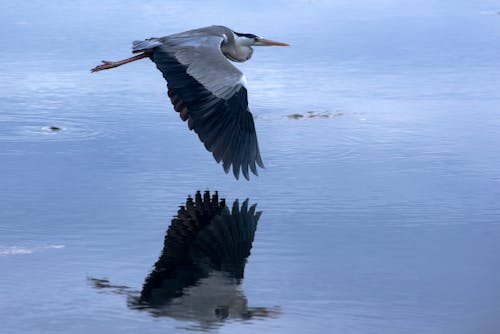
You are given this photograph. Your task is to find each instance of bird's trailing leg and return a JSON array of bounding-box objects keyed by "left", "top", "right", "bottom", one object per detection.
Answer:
[{"left": 90, "top": 52, "right": 150, "bottom": 73}]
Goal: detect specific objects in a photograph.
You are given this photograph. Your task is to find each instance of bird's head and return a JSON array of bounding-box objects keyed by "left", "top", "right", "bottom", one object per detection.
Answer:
[{"left": 233, "top": 32, "right": 289, "bottom": 47}]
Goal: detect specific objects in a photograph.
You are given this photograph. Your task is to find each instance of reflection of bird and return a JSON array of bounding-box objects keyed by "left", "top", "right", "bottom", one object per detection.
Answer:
[
  {"left": 127, "top": 191, "right": 275, "bottom": 328},
  {"left": 91, "top": 26, "right": 289, "bottom": 180}
]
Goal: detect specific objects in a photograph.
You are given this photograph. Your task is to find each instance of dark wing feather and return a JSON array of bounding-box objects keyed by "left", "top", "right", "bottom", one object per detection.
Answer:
[
  {"left": 138, "top": 191, "right": 261, "bottom": 306},
  {"left": 149, "top": 40, "right": 264, "bottom": 180},
  {"left": 191, "top": 198, "right": 261, "bottom": 279},
  {"left": 139, "top": 191, "right": 225, "bottom": 304}
]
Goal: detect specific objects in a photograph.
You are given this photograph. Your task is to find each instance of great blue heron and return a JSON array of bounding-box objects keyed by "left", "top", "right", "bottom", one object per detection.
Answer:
[
  {"left": 129, "top": 191, "right": 273, "bottom": 326},
  {"left": 91, "top": 25, "right": 289, "bottom": 180},
  {"left": 90, "top": 191, "right": 279, "bottom": 329}
]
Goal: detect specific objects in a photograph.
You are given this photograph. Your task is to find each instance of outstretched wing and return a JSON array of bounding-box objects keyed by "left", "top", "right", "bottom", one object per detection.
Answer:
[
  {"left": 146, "top": 32, "right": 264, "bottom": 180},
  {"left": 138, "top": 191, "right": 261, "bottom": 305}
]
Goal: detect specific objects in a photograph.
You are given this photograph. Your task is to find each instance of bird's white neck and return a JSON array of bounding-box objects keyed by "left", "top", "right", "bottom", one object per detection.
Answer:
[{"left": 222, "top": 34, "right": 254, "bottom": 62}]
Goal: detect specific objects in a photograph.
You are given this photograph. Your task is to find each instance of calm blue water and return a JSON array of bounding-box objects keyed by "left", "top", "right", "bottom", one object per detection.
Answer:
[{"left": 1, "top": 1, "right": 500, "bottom": 333}]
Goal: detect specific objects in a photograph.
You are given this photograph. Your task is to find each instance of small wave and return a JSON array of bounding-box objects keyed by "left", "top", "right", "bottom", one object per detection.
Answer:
[
  {"left": 0, "top": 244, "right": 65, "bottom": 256},
  {"left": 46, "top": 244, "right": 65, "bottom": 249},
  {"left": 0, "top": 247, "right": 33, "bottom": 255}
]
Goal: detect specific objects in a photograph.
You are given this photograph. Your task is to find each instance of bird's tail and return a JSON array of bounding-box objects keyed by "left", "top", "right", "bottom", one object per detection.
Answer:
[{"left": 132, "top": 38, "right": 163, "bottom": 53}]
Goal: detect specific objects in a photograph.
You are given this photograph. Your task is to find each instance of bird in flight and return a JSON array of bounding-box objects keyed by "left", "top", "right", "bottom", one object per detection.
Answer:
[{"left": 91, "top": 25, "right": 289, "bottom": 180}]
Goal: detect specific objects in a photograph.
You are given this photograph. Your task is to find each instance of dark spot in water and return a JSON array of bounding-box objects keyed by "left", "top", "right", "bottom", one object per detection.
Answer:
[
  {"left": 49, "top": 126, "right": 61, "bottom": 131},
  {"left": 287, "top": 111, "right": 343, "bottom": 119},
  {"left": 287, "top": 113, "right": 304, "bottom": 119},
  {"left": 87, "top": 277, "right": 132, "bottom": 295}
]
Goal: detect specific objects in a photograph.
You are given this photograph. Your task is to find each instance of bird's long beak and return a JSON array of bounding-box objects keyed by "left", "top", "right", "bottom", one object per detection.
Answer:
[{"left": 255, "top": 38, "right": 290, "bottom": 46}]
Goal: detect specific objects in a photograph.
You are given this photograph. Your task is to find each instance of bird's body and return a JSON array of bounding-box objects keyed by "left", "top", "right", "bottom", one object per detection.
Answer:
[{"left": 91, "top": 25, "right": 288, "bottom": 180}]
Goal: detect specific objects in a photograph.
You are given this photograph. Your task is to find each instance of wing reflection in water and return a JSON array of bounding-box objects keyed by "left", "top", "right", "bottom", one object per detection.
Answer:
[{"left": 91, "top": 190, "right": 278, "bottom": 330}]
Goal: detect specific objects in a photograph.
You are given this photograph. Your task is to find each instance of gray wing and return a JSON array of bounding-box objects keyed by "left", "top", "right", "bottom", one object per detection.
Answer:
[
  {"left": 136, "top": 30, "right": 264, "bottom": 180},
  {"left": 161, "top": 32, "right": 244, "bottom": 99}
]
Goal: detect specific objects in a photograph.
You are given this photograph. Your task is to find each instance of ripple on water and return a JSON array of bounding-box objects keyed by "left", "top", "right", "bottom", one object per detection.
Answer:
[
  {"left": 256, "top": 111, "right": 367, "bottom": 163},
  {"left": 0, "top": 114, "right": 107, "bottom": 142}
]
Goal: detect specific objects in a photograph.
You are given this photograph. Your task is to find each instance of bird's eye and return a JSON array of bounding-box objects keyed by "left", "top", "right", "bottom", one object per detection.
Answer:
[{"left": 253, "top": 37, "right": 259, "bottom": 42}]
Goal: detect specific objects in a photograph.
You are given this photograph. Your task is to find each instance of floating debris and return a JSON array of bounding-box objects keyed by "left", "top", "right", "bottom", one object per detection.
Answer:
[
  {"left": 88, "top": 277, "right": 130, "bottom": 290},
  {"left": 288, "top": 113, "right": 304, "bottom": 119},
  {"left": 87, "top": 277, "right": 134, "bottom": 295},
  {"left": 287, "top": 111, "right": 343, "bottom": 119},
  {"left": 49, "top": 126, "right": 62, "bottom": 131}
]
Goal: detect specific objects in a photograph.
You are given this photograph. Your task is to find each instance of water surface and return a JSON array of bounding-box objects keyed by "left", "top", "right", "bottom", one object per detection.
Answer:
[{"left": 1, "top": 1, "right": 500, "bottom": 333}]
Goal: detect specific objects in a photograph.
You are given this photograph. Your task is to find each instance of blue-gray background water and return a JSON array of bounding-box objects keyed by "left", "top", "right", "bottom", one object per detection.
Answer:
[{"left": 1, "top": 1, "right": 500, "bottom": 333}]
